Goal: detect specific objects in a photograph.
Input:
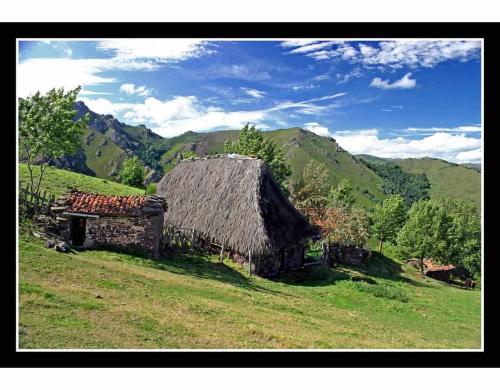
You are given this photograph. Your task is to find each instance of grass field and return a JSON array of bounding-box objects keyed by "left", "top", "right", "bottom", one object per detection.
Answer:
[
  {"left": 19, "top": 163, "right": 143, "bottom": 197},
  {"left": 19, "top": 234, "right": 481, "bottom": 349},
  {"left": 17, "top": 164, "right": 481, "bottom": 349}
]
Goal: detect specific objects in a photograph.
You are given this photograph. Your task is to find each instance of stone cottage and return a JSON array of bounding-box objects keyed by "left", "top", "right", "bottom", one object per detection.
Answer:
[{"left": 51, "top": 190, "right": 167, "bottom": 258}]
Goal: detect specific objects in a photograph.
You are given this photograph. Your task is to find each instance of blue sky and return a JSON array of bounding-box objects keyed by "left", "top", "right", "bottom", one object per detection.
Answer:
[{"left": 18, "top": 39, "right": 482, "bottom": 163}]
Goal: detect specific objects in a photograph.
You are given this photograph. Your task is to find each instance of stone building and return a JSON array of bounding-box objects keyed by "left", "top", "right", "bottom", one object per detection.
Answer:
[
  {"left": 156, "top": 155, "right": 317, "bottom": 276},
  {"left": 51, "top": 190, "right": 167, "bottom": 258}
]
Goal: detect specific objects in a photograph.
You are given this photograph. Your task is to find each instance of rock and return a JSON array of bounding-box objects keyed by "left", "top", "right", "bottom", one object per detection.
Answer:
[
  {"left": 45, "top": 239, "right": 56, "bottom": 248},
  {"left": 54, "top": 241, "right": 70, "bottom": 253},
  {"left": 95, "top": 294, "right": 103, "bottom": 299}
]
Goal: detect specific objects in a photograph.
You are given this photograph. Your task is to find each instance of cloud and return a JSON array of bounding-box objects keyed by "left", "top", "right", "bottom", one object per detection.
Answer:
[
  {"left": 79, "top": 89, "right": 113, "bottom": 96},
  {"left": 286, "top": 41, "right": 339, "bottom": 54},
  {"left": 405, "top": 125, "right": 482, "bottom": 133},
  {"left": 18, "top": 57, "right": 157, "bottom": 96},
  {"left": 18, "top": 58, "right": 117, "bottom": 96},
  {"left": 302, "top": 40, "right": 481, "bottom": 70},
  {"left": 304, "top": 122, "right": 330, "bottom": 137},
  {"left": 336, "top": 67, "right": 363, "bottom": 84},
  {"left": 370, "top": 73, "right": 417, "bottom": 89},
  {"left": 240, "top": 87, "right": 266, "bottom": 99},
  {"left": 331, "top": 128, "right": 481, "bottom": 163},
  {"left": 291, "top": 84, "right": 318, "bottom": 91},
  {"left": 203, "top": 64, "right": 271, "bottom": 81},
  {"left": 80, "top": 92, "right": 348, "bottom": 138},
  {"left": 280, "top": 40, "right": 322, "bottom": 48},
  {"left": 96, "top": 39, "right": 215, "bottom": 62},
  {"left": 119, "top": 83, "right": 152, "bottom": 96}
]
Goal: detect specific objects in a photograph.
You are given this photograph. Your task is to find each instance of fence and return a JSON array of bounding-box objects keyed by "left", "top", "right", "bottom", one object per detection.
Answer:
[
  {"left": 162, "top": 224, "right": 230, "bottom": 262},
  {"left": 19, "top": 182, "right": 56, "bottom": 215}
]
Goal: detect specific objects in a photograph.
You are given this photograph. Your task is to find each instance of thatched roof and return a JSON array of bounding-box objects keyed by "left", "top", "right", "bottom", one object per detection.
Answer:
[{"left": 156, "top": 155, "right": 316, "bottom": 257}]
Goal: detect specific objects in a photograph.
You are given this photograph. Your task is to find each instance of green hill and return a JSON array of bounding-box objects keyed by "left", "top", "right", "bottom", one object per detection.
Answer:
[
  {"left": 392, "top": 158, "right": 481, "bottom": 207},
  {"left": 18, "top": 163, "right": 143, "bottom": 197}
]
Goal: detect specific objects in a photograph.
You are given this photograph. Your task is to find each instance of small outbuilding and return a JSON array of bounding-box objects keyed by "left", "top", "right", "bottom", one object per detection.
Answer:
[
  {"left": 51, "top": 190, "right": 167, "bottom": 258},
  {"left": 156, "top": 155, "right": 317, "bottom": 276}
]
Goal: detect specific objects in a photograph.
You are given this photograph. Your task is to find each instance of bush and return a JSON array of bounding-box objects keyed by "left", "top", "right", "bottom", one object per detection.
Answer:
[{"left": 145, "top": 183, "right": 157, "bottom": 195}]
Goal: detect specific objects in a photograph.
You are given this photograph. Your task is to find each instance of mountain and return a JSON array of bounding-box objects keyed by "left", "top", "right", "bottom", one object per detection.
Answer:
[
  {"left": 51, "top": 101, "right": 163, "bottom": 181},
  {"left": 358, "top": 155, "right": 481, "bottom": 208},
  {"left": 45, "top": 102, "right": 479, "bottom": 209}
]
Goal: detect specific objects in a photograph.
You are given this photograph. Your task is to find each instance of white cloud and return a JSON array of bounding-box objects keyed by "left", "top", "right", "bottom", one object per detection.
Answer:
[
  {"left": 18, "top": 57, "right": 158, "bottom": 96},
  {"left": 304, "top": 122, "right": 330, "bottom": 137},
  {"left": 303, "top": 40, "right": 481, "bottom": 70},
  {"left": 286, "top": 41, "right": 339, "bottom": 54},
  {"left": 18, "top": 58, "right": 117, "bottom": 96},
  {"left": 331, "top": 129, "right": 481, "bottom": 163},
  {"left": 79, "top": 89, "right": 113, "bottom": 96},
  {"left": 280, "top": 40, "right": 321, "bottom": 48},
  {"left": 96, "top": 39, "right": 215, "bottom": 62},
  {"left": 406, "top": 125, "right": 482, "bottom": 133},
  {"left": 370, "top": 72, "right": 417, "bottom": 90},
  {"left": 204, "top": 64, "right": 271, "bottom": 81},
  {"left": 336, "top": 67, "right": 363, "bottom": 84},
  {"left": 291, "top": 84, "right": 318, "bottom": 91},
  {"left": 80, "top": 92, "right": 348, "bottom": 138},
  {"left": 240, "top": 87, "right": 266, "bottom": 99},
  {"left": 119, "top": 83, "right": 152, "bottom": 96}
]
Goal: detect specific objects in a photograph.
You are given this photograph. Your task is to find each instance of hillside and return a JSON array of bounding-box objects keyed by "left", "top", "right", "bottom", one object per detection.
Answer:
[
  {"left": 392, "top": 158, "right": 481, "bottom": 207},
  {"left": 358, "top": 155, "right": 481, "bottom": 208},
  {"left": 18, "top": 163, "right": 143, "bottom": 197},
  {"left": 19, "top": 235, "right": 480, "bottom": 349}
]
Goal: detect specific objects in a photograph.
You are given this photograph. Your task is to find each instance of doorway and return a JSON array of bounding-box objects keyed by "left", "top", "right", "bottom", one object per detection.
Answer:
[{"left": 71, "top": 217, "right": 86, "bottom": 247}]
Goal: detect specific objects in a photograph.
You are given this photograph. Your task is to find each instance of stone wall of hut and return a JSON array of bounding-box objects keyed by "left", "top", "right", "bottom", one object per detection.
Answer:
[{"left": 56, "top": 213, "right": 164, "bottom": 258}]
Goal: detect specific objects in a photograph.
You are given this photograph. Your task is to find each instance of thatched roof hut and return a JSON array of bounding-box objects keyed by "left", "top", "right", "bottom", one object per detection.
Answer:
[{"left": 156, "top": 155, "right": 316, "bottom": 275}]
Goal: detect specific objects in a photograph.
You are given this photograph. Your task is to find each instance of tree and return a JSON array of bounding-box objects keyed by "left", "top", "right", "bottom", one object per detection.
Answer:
[
  {"left": 224, "top": 124, "right": 291, "bottom": 193},
  {"left": 443, "top": 198, "right": 481, "bottom": 277},
  {"left": 180, "top": 150, "right": 197, "bottom": 160},
  {"left": 119, "top": 156, "right": 145, "bottom": 188},
  {"left": 396, "top": 199, "right": 452, "bottom": 275},
  {"left": 292, "top": 161, "right": 330, "bottom": 221},
  {"left": 372, "top": 195, "right": 406, "bottom": 253},
  {"left": 314, "top": 206, "right": 370, "bottom": 247},
  {"left": 329, "top": 178, "right": 355, "bottom": 209},
  {"left": 19, "top": 86, "right": 88, "bottom": 195}
]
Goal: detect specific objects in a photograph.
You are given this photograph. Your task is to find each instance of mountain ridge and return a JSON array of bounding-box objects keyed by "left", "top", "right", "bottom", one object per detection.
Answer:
[{"left": 45, "top": 101, "right": 480, "bottom": 209}]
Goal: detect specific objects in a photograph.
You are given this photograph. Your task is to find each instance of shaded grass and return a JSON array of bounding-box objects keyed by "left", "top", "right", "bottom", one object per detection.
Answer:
[{"left": 19, "top": 235, "right": 481, "bottom": 349}]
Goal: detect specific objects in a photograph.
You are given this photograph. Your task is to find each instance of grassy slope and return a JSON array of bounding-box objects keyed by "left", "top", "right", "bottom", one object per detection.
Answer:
[
  {"left": 81, "top": 128, "right": 127, "bottom": 178},
  {"left": 19, "top": 163, "right": 143, "bottom": 197},
  {"left": 19, "top": 236, "right": 481, "bottom": 349},
  {"left": 393, "top": 158, "right": 481, "bottom": 207}
]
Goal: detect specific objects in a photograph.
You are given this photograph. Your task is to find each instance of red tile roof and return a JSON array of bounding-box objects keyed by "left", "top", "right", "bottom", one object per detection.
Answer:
[
  {"left": 423, "top": 259, "right": 456, "bottom": 272},
  {"left": 64, "top": 190, "right": 145, "bottom": 217}
]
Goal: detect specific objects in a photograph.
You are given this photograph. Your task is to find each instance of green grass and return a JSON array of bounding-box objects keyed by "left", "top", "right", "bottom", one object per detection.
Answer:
[
  {"left": 19, "top": 163, "right": 143, "bottom": 197},
  {"left": 19, "top": 234, "right": 481, "bottom": 349},
  {"left": 394, "top": 158, "right": 481, "bottom": 208}
]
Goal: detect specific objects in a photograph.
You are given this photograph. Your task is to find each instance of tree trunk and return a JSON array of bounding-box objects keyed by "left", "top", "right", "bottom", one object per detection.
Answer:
[
  {"left": 419, "top": 258, "right": 425, "bottom": 276},
  {"left": 378, "top": 239, "right": 383, "bottom": 253}
]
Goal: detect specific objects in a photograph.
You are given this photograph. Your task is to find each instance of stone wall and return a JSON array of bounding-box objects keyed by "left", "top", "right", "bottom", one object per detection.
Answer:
[
  {"left": 324, "top": 243, "right": 371, "bottom": 267},
  {"left": 85, "top": 214, "right": 163, "bottom": 258}
]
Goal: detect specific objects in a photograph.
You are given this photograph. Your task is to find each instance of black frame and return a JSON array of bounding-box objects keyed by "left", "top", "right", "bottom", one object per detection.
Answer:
[{"left": 5, "top": 22, "right": 499, "bottom": 368}]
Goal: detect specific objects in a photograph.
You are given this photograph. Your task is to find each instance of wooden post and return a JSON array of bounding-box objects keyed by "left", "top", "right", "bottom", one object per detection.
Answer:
[
  {"left": 220, "top": 240, "right": 225, "bottom": 262},
  {"left": 248, "top": 250, "right": 252, "bottom": 276},
  {"left": 40, "top": 191, "right": 47, "bottom": 211}
]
